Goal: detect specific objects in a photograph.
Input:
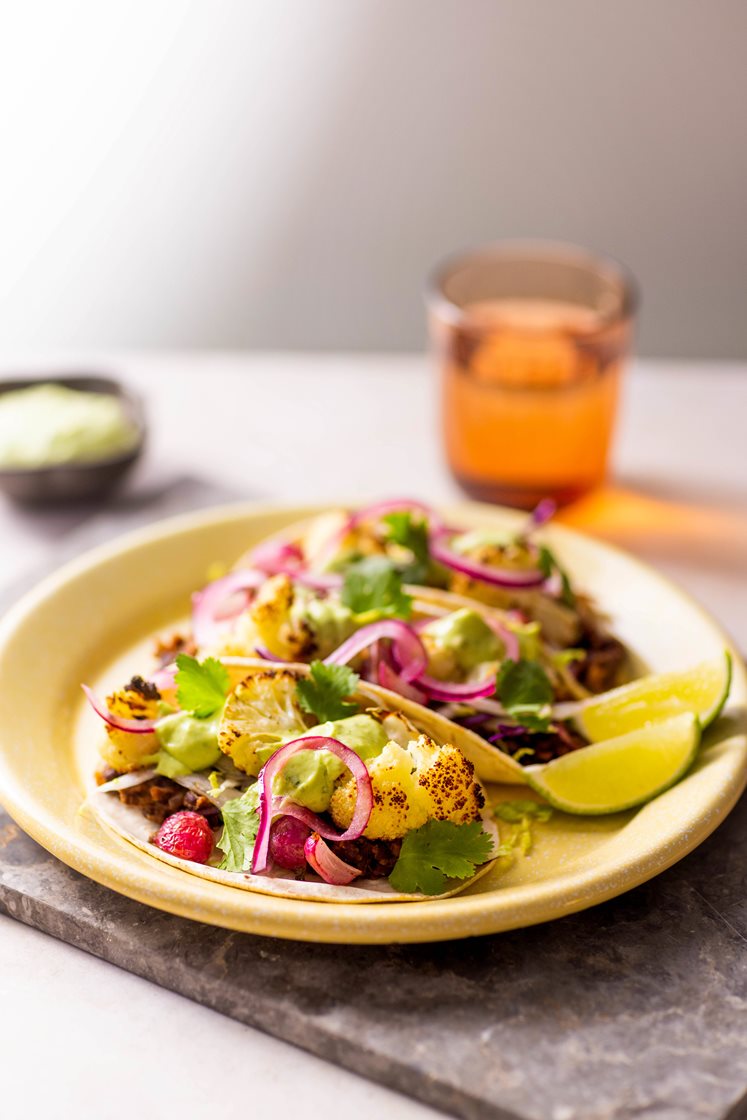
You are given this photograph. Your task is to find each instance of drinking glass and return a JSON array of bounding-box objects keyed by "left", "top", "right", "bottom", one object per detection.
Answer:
[{"left": 426, "top": 241, "right": 638, "bottom": 508}]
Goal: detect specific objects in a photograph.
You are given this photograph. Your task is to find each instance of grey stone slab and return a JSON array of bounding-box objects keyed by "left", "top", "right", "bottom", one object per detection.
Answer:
[{"left": 1, "top": 796, "right": 746, "bottom": 1120}]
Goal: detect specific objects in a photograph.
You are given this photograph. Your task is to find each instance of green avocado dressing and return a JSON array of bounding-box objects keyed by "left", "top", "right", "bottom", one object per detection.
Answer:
[
  {"left": 273, "top": 713, "right": 389, "bottom": 813},
  {"left": 155, "top": 709, "right": 223, "bottom": 778},
  {"left": 0, "top": 383, "right": 139, "bottom": 468},
  {"left": 291, "top": 590, "right": 357, "bottom": 658},
  {"left": 422, "top": 608, "right": 502, "bottom": 677}
]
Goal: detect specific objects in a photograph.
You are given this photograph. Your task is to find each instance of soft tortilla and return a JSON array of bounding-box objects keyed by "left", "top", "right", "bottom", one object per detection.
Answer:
[
  {"left": 88, "top": 666, "right": 503, "bottom": 904},
  {"left": 90, "top": 791, "right": 500, "bottom": 905}
]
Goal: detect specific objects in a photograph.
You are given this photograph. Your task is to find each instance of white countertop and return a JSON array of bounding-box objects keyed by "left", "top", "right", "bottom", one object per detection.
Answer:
[{"left": 2, "top": 353, "right": 746, "bottom": 1120}]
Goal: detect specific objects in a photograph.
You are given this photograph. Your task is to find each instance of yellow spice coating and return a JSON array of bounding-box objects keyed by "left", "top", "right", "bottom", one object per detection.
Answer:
[
  {"left": 100, "top": 688, "right": 159, "bottom": 773},
  {"left": 210, "top": 574, "right": 316, "bottom": 662},
  {"left": 449, "top": 541, "right": 582, "bottom": 648},
  {"left": 301, "top": 509, "right": 387, "bottom": 570},
  {"left": 330, "top": 733, "right": 485, "bottom": 841},
  {"left": 218, "top": 668, "right": 305, "bottom": 776}
]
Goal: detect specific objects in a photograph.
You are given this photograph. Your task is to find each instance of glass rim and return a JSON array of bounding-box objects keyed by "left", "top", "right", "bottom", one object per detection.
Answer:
[{"left": 425, "top": 238, "right": 640, "bottom": 331}]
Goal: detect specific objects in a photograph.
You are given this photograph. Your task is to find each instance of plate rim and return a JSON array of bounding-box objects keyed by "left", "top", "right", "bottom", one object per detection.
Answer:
[{"left": 0, "top": 498, "right": 745, "bottom": 944}]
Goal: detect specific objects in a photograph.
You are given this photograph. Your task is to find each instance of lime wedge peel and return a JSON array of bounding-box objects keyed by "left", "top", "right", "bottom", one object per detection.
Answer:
[
  {"left": 525, "top": 713, "right": 701, "bottom": 816},
  {"left": 570, "top": 653, "right": 732, "bottom": 743}
]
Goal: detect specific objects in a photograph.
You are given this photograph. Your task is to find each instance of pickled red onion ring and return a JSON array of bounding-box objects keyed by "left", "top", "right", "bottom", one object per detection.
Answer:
[
  {"left": 429, "top": 530, "right": 545, "bottom": 589},
  {"left": 251, "top": 736, "right": 373, "bottom": 874},
  {"left": 349, "top": 498, "right": 444, "bottom": 534},
  {"left": 377, "top": 660, "right": 429, "bottom": 704},
  {"left": 324, "top": 620, "right": 427, "bottom": 683},
  {"left": 243, "top": 533, "right": 344, "bottom": 595},
  {"left": 192, "top": 570, "right": 266, "bottom": 650},
  {"left": 416, "top": 674, "right": 497, "bottom": 703},
  {"left": 253, "top": 645, "right": 291, "bottom": 662},
  {"left": 325, "top": 618, "right": 504, "bottom": 703},
  {"left": 82, "top": 685, "right": 157, "bottom": 734},
  {"left": 304, "top": 834, "right": 361, "bottom": 885},
  {"left": 150, "top": 664, "right": 177, "bottom": 692},
  {"left": 248, "top": 536, "right": 343, "bottom": 591},
  {"left": 248, "top": 539, "right": 304, "bottom": 575}
]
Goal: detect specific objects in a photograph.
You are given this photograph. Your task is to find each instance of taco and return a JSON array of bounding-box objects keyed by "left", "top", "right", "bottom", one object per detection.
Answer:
[
  {"left": 179, "top": 499, "right": 630, "bottom": 780},
  {"left": 185, "top": 574, "right": 579, "bottom": 782},
  {"left": 85, "top": 658, "right": 500, "bottom": 902},
  {"left": 239, "top": 498, "right": 628, "bottom": 695}
]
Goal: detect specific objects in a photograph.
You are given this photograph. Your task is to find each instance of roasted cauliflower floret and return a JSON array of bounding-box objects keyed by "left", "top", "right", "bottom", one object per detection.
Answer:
[
  {"left": 218, "top": 668, "right": 306, "bottom": 776},
  {"left": 250, "top": 574, "right": 315, "bottom": 660},
  {"left": 212, "top": 573, "right": 355, "bottom": 662},
  {"left": 209, "top": 574, "right": 304, "bottom": 660},
  {"left": 302, "top": 509, "right": 387, "bottom": 572},
  {"left": 330, "top": 733, "right": 485, "bottom": 841},
  {"left": 449, "top": 541, "right": 582, "bottom": 648},
  {"left": 100, "top": 680, "right": 160, "bottom": 773}
]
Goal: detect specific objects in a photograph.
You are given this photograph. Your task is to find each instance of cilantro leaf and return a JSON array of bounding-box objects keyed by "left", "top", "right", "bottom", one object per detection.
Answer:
[
  {"left": 538, "top": 545, "right": 576, "bottom": 607},
  {"left": 296, "top": 661, "right": 360, "bottom": 723},
  {"left": 511, "top": 710, "right": 553, "bottom": 733},
  {"left": 175, "top": 654, "right": 230, "bottom": 718},
  {"left": 341, "top": 556, "right": 413, "bottom": 620},
  {"left": 497, "top": 659, "right": 554, "bottom": 732},
  {"left": 498, "top": 659, "right": 554, "bottom": 709},
  {"left": 382, "top": 511, "right": 431, "bottom": 584},
  {"left": 389, "top": 819, "right": 495, "bottom": 895},
  {"left": 216, "top": 785, "right": 261, "bottom": 872}
]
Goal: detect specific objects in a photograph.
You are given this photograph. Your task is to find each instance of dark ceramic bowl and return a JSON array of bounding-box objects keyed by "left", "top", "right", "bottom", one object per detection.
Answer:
[{"left": 0, "top": 375, "right": 146, "bottom": 505}]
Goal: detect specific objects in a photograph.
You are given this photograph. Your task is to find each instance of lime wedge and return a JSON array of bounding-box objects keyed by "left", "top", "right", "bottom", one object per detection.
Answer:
[
  {"left": 526, "top": 713, "right": 700, "bottom": 815},
  {"left": 573, "top": 653, "right": 732, "bottom": 742}
]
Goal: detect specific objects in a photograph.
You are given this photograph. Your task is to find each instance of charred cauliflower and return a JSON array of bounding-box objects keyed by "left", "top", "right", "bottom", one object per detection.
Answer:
[
  {"left": 209, "top": 574, "right": 304, "bottom": 660},
  {"left": 448, "top": 539, "right": 582, "bottom": 649},
  {"left": 211, "top": 573, "right": 355, "bottom": 662},
  {"left": 100, "top": 678, "right": 160, "bottom": 773},
  {"left": 218, "top": 668, "right": 306, "bottom": 776},
  {"left": 330, "top": 733, "right": 485, "bottom": 841},
  {"left": 302, "top": 509, "right": 387, "bottom": 571}
]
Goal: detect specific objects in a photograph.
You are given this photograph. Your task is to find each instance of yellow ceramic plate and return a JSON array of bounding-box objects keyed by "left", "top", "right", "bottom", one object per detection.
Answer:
[{"left": 0, "top": 502, "right": 744, "bottom": 944}]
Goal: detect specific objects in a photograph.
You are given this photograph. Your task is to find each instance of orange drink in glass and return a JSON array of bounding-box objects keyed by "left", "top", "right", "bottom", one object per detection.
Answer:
[{"left": 427, "top": 242, "right": 638, "bottom": 508}]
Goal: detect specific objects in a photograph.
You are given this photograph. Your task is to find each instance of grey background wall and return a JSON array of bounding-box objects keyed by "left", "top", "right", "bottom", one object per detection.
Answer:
[{"left": 0, "top": 0, "right": 744, "bottom": 358}]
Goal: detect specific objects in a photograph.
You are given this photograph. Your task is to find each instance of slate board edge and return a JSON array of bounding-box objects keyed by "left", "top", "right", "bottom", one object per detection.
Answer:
[
  {"left": 0, "top": 868, "right": 523, "bottom": 1120},
  {"left": 727, "top": 1094, "right": 747, "bottom": 1120}
]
